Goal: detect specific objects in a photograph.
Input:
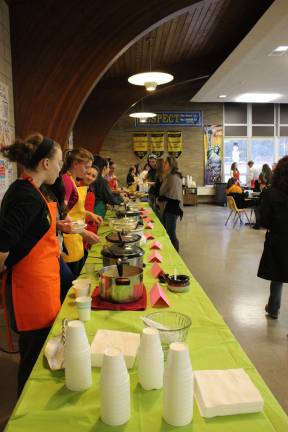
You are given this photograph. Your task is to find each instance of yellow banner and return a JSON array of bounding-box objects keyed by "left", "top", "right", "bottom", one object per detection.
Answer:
[
  {"left": 132, "top": 132, "right": 148, "bottom": 159},
  {"left": 149, "top": 131, "right": 164, "bottom": 157},
  {"left": 167, "top": 131, "right": 182, "bottom": 158}
]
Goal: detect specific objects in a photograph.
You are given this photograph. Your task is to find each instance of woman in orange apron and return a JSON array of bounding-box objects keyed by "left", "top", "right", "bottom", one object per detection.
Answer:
[
  {"left": 61, "top": 148, "right": 101, "bottom": 278},
  {"left": 0, "top": 133, "right": 63, "bottom": 395}
]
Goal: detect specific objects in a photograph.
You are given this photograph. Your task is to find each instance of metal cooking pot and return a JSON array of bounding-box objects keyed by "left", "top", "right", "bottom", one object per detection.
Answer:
[
  {"left": 99, "top": 263, "right": 143, "bottom": 303},
  {"left": 106, "top": 231, "right": 141, "bottom": 248},
  {"left": 101, "top": 243, "right": 144, "bottom": 268},
  {"left": 116, "top": 209, "right": 141, "bottom": 221}
]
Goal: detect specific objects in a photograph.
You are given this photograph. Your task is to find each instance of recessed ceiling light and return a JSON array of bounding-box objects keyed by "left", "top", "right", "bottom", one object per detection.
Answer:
[
  {"left": 268, "top": 45, "right": 288, "bottom": 56},
  {"left": 235, "top": 93, "right": 281, "bottom": 103},
  {"left": 218, "top": 94, "right": 227, "bottom": 98}
]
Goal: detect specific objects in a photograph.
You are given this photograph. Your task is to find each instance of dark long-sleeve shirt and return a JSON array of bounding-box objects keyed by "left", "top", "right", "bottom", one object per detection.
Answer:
[
  {"left": 92, "top": 175, "right": 123, "bottom": 206},
  {"left": 0, "top": 179, "right": 50, "bottom": 267}
]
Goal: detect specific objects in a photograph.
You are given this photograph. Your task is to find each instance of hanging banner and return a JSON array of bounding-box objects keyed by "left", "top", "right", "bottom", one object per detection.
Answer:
[
  {"left": 167, "top": 131, "right": 182, "bottom": 158},
  {"left": 149, "top": 131, "right": 164, "bottom": 157},
  {"left": 132, "top": 132, "right": 148, "bottom": 159},
  {"left": 204, "top": 125, "right": 223, "bottom": 185}
]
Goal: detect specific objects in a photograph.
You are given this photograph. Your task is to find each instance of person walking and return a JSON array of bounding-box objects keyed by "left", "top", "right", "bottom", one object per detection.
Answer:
[{"left": 257, "top": 156, "right": 288, "bottom": 319}]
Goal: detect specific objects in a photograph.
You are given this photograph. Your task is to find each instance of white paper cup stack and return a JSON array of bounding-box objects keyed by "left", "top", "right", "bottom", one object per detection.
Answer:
[
  {"left": 163, "top": 342, "right": 193, "bottom": 426},
  {"left": 72, "top": 279, "right": 91, "bottom": 298},
  {"left": 64, "top": 320, "right": 92, "bottom": 391},
  {"left": 75, "top": 296, "right": 92, "bottom": 321},
  {"left": 100, "top": 347, "right": 130, "bottom": 426},
  {"left": 138, "top": 327, "right": 164, "bottom": 390}
]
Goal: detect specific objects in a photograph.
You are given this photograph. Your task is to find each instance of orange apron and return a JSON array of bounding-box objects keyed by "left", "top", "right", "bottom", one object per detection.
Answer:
[{"left": 11, "top": 176, "right": 60, "bottom": 331}]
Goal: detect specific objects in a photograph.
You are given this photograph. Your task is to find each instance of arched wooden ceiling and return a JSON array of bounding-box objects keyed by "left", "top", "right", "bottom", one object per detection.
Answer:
[{"left": 10, "top": 0, "right": 274, "bottom": 150}]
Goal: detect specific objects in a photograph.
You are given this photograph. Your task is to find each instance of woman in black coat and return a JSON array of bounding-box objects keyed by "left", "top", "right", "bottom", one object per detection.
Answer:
[{"left": 257, "top": 156, "right": 288, "bottom": 319}]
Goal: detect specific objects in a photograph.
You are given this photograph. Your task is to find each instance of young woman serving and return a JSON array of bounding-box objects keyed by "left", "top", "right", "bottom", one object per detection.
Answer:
[{"left": 0, "top": 133, "right": 63, "bottom": 395}]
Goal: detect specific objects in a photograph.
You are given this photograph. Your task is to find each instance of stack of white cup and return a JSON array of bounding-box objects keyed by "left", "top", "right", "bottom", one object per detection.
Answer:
[
  {"left": 64, "top": 320, "right": 92, "bottom": 391},
  {"left": 100, "top": 347, "right": 130, "bottom": 426},
  {"left": 72, "top": 279, "right": 91, "bottom": 298},
  {"left": 163, "top": 342, "right": 193, "bottom": 426},
  {"left": 138, "top": 327, "right": 164, "bottom": 390},
  {"left": 75, "top": 296, "right": 92, "bottom": 321}
]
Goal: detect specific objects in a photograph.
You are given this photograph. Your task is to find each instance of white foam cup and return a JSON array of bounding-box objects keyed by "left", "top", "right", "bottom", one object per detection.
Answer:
[
  {"left": 163, "top": 342, "right": 193, "bottom": 427},
  {"left": 138, "top": 328, "right": 164, "bottom": 390},
  {"left": 100, "top": 347, "right": 130, "bottom": 426},
  {"left": 75, "top": 296, "right": 92, "bottom": 321}
]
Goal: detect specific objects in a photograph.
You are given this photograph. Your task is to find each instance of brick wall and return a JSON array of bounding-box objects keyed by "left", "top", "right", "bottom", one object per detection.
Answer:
[{"left": 100, "top": 102, "right": 223, "bottom": 186}]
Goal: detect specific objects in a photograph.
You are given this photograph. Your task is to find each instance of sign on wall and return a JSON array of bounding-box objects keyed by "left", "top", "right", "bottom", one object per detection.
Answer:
[
  {"left": 0, "top": 82, "right": 9, "bottom": 121},
  {"left": 204, "top": 125, "right": 223, "bottom": 185},
  {"left": 132, "top": 132, "right": 148, "bottom": 159},
  {"left": 149, "top": 131, "right": 164, "bottom": 157},
  {"left": 167, "top": 131, "right": 182, "bottom": 158},
  {"left": 135, "top": 111, "right": 202, "bottom": 127}
]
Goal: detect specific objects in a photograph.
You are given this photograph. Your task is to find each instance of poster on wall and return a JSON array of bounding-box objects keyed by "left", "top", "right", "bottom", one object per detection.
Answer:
[
  {"left": 167, "top": 131, "right": 182, "bottom": 158},
  {"left": 132, "top": 132, "right": 148, "bottom": 159},
  {"left": 149, "top": 131, "right": 164, "bottom": 157},
  {"left": 0, "top": 82, "right": 9, "bottom": 121},
  {"left": 204, "top": 125, "right": 223, "bottom": 185},
  {"left": 0, "top": 119, "right": 12, "bottom": 148}
]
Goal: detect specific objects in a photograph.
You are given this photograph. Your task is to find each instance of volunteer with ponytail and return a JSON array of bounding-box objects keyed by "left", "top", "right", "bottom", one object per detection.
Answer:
[
  {"left": 0, "top": 133, "right": 63, "bottom": 395},
  {"left": 61, "top": 148, "right": 101, "bottom": 278}
]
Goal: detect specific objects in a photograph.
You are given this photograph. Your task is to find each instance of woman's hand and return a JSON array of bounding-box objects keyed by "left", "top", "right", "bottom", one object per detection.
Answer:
[
  {"left": 0, "top": 251, "right": 9, "bottom": 273},
  {"left": 57, "top": 219, "right": 74, "bottom": 234},
  {"left": 81, "top": 229, "right": 100, "bottom": 245},
  {"left": 86, "top": 211, "right": 103, "bottom": 225}
]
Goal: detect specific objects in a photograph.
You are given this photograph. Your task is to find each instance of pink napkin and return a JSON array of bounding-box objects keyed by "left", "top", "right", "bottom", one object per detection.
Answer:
[
  {"left": 148, "top": 251, "right": 163, "bottom": 263},
  {"left": 150, "top": 283, "right": 170, "bottom": 307},
  {"left": 143, "top": 217, "right": 154, "bottom": 223},
  {"left": 150, "top": 241, "right": 163, "bottom": 250},
  {"left": 144, "top": 233, "right": 155, "bottom": 240},
  {"left": 151, "top": 262, "right": 164, "bottom": 278},
  {"left": 145, "top": 222, "right": 154, "bottom": 230},
  {"left": 140, "top": 208, "right": 151, "bottom": 215}
]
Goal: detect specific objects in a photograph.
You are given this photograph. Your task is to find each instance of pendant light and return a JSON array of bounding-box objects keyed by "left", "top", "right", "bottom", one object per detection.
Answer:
[
  {"left": 128, "top": 95, "right": 156, "bottom": 123},
  {"left": 128, "top": 38, "right": 174, "bottom": 92}
]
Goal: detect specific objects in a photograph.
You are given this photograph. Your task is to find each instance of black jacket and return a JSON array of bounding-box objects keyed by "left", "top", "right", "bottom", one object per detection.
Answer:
[{"left": 258, "top": 187, "right": 288, "bottom": 282}]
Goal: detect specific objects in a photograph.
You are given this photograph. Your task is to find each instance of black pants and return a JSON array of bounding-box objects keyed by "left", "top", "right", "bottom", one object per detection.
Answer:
[
  {"left": 163, "top": 212, "right": 180, "bottom": 252},
  {"left": 66, "top": 256, "right": 85, "bottom": 280},
  {"left": 18, "top": 327, "right": 51, "bottom": 396}
]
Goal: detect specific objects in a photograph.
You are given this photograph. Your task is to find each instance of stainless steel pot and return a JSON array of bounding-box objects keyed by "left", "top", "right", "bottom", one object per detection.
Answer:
[
  {"left": 106, "top": 231, "right": 141, "bottom": 248},
  {"left": 99, "top": 263, "right": 143, "bottom": 303},
  {"left": 101, "top": 244, "right": 144, "bottom": 268},
  {"left": 116, "top": 208, "right": 141, "bottom": 221}
]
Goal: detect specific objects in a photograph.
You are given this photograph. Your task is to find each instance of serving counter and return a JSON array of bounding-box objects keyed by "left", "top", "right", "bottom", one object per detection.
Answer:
[{"left": 5, "top": 205, "right": 288, "bottom": 432}]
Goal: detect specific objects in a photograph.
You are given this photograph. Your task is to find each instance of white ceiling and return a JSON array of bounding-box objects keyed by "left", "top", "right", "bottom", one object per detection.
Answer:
[{"left": 191, "top": 0, "right": 288, "bottom": 103}]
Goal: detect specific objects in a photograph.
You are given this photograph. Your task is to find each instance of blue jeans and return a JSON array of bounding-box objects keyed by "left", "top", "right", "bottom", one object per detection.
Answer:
[
  {"left": 267, "top": 281, "right": 283, "bottom": 316},
  {"left": 163, "top": 212, "right": 179, "bottom": 251}
]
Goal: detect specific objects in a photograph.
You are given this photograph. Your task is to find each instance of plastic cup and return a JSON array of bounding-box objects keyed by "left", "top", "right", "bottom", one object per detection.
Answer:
[
  {"left": 138, "top": 328, "right": 164, "bottom": 390},
  {"left": 163, "top": 342, "right": 193, "bottom": 427},
  {"left": 72, "top": 278, "right": 91, "bottom": 287},
  {"left": 100, "top": 347, "right": 130, "bottom": 426},
  {"left": 75, "top": 296, "right": 92, "bottom": 321}
]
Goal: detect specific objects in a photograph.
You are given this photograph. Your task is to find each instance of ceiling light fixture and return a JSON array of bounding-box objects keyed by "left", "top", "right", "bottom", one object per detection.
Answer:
[
  {"left": 234, "top": 93, "right": 281, "bottom": 103},
  {"left": 218, "top": 94, "right": 227, "bottom": 98},
  {"left": 268, "top": 45, "right": 288, "bottom": 56},
  {"left": 129, "top": 112, "right": 157, "bottom": 123},
  {"left": 128, "top": 38, "right": 174, "bottom": 92}
]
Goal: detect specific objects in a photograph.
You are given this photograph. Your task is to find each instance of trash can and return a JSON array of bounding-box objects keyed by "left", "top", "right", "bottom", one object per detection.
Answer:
[{"left": 214, "top": 182, "right": 227, "bottom": 206}]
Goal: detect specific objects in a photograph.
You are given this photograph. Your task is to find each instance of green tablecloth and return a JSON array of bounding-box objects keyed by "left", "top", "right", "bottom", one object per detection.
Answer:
[{"left": 5, "top": 205, "right": 288, "bottom": 432}]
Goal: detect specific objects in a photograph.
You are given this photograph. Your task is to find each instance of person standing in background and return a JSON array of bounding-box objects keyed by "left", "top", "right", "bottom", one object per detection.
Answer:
[
  {"left": 258, "top": 156, "right": 288, "bottom": 319},
  {"left": 0, "top": 133, "right": 63, "bottom": 395},
  {"left": 230, "top": 162, "right": 240, "bottom": 184},
  {"left": 106, "top": 160, "right": 119, "bottom": 192},
  {"left": 146, "top": 154, "right": 158, "bottom": 208},
  {"left": 259, "top": 164, "right": 272, "bottom": 191},
  {"left": 157, "top": 157, "right": 183, "bottom": 252},
  {"left": 246, "top": 160, "right": 258, "bottom": 188}
]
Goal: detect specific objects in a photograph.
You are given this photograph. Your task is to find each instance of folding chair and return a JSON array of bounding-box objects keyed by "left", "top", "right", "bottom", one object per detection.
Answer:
[{"left": 225, "top": 196, "right": 250, "bottom": 227}]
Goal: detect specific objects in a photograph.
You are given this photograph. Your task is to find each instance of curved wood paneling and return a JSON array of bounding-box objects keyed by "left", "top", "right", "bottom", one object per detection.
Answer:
[{"left": 10, "top": 0, "right": 200, "bottom": 145}]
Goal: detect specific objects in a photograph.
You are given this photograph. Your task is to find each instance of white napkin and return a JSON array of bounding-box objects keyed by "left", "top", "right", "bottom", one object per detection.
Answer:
[
  {"left": 44, "top": 334, "right": 65, "bottom": 370},
  {"left": 194, "top": 369, "right": 264, "bottom": 418},
  {"left": 91, "top": 329, "right": 140, "bottom": 368}
]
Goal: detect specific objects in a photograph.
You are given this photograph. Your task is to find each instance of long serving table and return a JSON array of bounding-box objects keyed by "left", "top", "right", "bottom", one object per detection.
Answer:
[{"left": 5, "top": 205, "right": 288, "bottom": 432}]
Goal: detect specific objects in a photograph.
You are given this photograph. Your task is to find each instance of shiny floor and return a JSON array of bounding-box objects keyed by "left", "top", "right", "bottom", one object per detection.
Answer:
[
  {"left": 179, "top": 204, "right": 288, "bottom": 414},
  {"left": 0, "top": 204, "right": 287, "bottom": 431}
]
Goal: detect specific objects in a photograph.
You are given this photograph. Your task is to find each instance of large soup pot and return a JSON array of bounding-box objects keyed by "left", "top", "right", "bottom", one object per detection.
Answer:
[
  {"left": 106, "top": 232, "right": 141, "bottom": 248},
  {"left": 116, "top": 208, "right": 141, "bottom": 221},
  {"left": 99, "top": 263, "right": 143, "bottom": 303},
  {"left": 101, "top": 244, "right": 144, "bottom": 268}
]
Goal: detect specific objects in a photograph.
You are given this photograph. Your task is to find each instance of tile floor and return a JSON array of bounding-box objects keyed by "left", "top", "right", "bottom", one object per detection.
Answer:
[{"left": 0, "top": 204, "right": 287, "bottom": 431}]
